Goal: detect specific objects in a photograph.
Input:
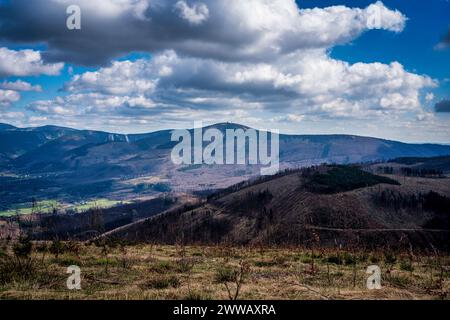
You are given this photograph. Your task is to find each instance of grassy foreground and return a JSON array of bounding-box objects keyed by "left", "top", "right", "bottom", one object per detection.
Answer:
[{"left": 0, "top": 242, "right": 449, "bottom": 300}]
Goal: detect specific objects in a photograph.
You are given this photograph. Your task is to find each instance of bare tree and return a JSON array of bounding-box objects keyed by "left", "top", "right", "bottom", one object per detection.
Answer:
[{"left": 217, "top": 260, "right": 251, "bottom": 300}]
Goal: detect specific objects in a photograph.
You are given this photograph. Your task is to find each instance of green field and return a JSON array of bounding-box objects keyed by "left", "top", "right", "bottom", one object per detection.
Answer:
[
  {"left": 70, "top": 199, "right": 125, "bottom": 212},
  {"left": 0, "top": 199, "right": 126, "bottom": 217}
]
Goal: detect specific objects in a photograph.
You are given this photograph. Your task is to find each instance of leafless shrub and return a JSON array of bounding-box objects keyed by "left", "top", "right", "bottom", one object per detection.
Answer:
[
  {"left": 0, "top": 235, "right": 36, "bottom": 284},
  {"left": 215, "top": 259, "right": 250, "bottom": 300}
]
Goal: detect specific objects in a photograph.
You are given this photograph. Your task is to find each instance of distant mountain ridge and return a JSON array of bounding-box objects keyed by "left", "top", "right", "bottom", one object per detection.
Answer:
[
  {"left": 1, "top": 122, "right": 450, "bottom": 206},
  {"left": 2, "top": 122, "right": 450, "bottom": 161}
]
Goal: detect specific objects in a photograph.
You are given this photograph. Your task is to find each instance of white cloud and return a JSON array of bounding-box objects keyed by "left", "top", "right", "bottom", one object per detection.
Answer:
[
  {"left": 0, "top": 80, "right": 42, "bottom": 92},
  {"left": 29, "top": 49, "right": 435, "bottom": 123},
  {"left": 0, "top": 111, "right": 25, "bottom": 121},
  {"left": 28, "top": 92, "right": 157, "bottom": 117},
  {"left": 0, "top": 79, "right": 43, "bottom": 109},
  {"left": 365, "top": 1, "right": 405, "bottom": 32},
  {"left": 0, "top": 47, "right": 64, "bottom": 77},
  {"left": 416, "top": 112, "right": 434, "bottom": 122},
  {"left": 0, "top": 1, "right": 406, "bottom": 64},
  {"left": 6, "top": 0, "right": 440, "bottom": 140},
  {"left": 0, "top": 89, "right": 21, "bottom": 107},
  {"left": 64, "top": 60, "right": 158, "bottom": 95},
  {"left": 174, "top": 1, "right": 209, "bottom": 25},
  {"left": 28, "top": 116, "right": 48, "bottom": 123},
  {"left": 271, "top": 114, "right": 305, "bottom": 123}
]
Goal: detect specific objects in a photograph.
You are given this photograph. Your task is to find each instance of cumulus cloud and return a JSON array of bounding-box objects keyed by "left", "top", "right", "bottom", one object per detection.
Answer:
[
  {"left": 0, "top": 89, "right": 21, "bottom": 107},
  {"left": 28, "top": 92, "right": 158, "bottom": 117},
  {"left": 435, "top": 99, "right": 450, "bottom": 113},
  {"left": 27, "top": 49, "right": 435, "bottom": 123},
  {"left": 425, "top": 92, "right": 434, "bottom": 102},
  {"left": 0, "top": 47, "right": 63, "bottom": 77},
  {"left": 64, "top": 60, "right": 157, "bottom": 95},
  {"left": 271, "top": 114, "right": 305, "bottom": 123},
  {"left": 0, "top": 0, "right": 406, "bottom": 65},
  {"left": 0, "top": 80, "right": 42, "bottom": 92},
  {"left": 174, "top": 1, "right": 209, "bottom": 25},
  {"left": 0, "top": 0, "right": 435, "bottom": 135},
  {"left": 0, "top": 111, "right": 25, "bottom": 121},
  {"left": 0, "top": 80, "right": 42, "bottom": 108}
]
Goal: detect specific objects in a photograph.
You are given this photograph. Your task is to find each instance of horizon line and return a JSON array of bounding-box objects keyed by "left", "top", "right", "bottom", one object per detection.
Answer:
[{"left": 1, "top": 121, "right": 450, "bottom": 146}]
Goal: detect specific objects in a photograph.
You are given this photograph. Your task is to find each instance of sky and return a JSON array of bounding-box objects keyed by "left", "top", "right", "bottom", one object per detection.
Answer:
[{"left": 0, "top": 0, "right": 449, "bottom": 143}]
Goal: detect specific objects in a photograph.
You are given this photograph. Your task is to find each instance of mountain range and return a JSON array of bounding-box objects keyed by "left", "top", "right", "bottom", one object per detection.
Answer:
[{"left": 1, "top": 122, "right": 450, "bottom": 208}]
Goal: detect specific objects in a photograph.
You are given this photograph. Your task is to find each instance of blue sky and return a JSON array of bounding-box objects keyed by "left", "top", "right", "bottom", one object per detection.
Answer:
[
  {"left": 0, "top": 0, "right": 449, "bottom": 142},
  {"left": 327, "top": 0, "right": 450, "bottom": 99}
]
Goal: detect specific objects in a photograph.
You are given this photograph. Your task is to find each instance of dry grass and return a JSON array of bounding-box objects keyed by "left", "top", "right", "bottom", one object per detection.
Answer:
[{"left": 0, "top": 242, "right": 448, "bottom": 300}]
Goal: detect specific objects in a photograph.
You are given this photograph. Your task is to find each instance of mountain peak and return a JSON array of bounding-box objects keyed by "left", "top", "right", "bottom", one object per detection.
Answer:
[
  {"left": 31, "top": 124, "right": 77, "bottom": 132},
  {"left": 202, "top": 122, "right": 251, "bottom": 131}
]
